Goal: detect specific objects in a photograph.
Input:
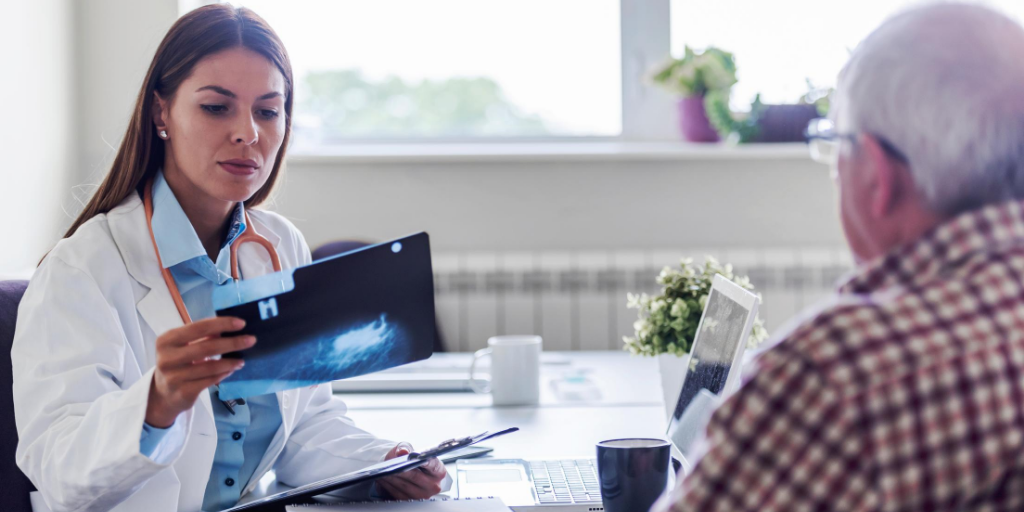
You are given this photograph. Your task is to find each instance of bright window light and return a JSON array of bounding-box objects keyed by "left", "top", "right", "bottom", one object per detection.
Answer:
[
  {"left": 234, "top": 0, "right": 622, "bottom": 144},
  {"left": 671, "top": 0, "right": 1024, "bottom": 110}
]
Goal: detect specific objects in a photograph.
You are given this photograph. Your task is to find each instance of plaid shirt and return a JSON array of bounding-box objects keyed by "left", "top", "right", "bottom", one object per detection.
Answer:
[{"left": 658, "top": 199, "right": 1024, "bottom": 512}]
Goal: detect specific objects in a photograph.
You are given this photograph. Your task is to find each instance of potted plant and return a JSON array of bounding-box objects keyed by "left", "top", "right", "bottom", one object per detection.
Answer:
[
  {"left": 649, "top": 46, "right": 738, "bottom": 142},
  {"left": 624, "top": 257, "right": 768, "bottom": 419},
  {"left": 705, "top": 80, "right": 833, "bottom": 143}
]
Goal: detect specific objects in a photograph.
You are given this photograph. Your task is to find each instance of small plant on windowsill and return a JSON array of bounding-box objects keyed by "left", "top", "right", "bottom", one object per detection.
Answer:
[{"left": 648, "top": 46, "right": 738, "bottom": 143}]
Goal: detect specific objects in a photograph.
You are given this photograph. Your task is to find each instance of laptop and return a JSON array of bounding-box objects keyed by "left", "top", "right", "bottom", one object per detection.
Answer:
[{"left": 452, "top": 274, "right": 760, "bottom": 511}]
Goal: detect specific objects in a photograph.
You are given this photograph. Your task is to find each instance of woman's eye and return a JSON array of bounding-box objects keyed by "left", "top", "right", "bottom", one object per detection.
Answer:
[
  {"left": 258, "top": 109, "right": 279, "bottom": 120},
  {"left": 201, "top": 104, "right": 228, "bottom": 115}
]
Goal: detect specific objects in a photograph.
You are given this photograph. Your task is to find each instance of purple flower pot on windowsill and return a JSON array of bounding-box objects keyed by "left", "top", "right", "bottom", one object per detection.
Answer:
[
  {"left": 677, "top": 96, "right": 720, "bottom": 143},
  {"left": 753, "top": 104, "right": 821, "bottom": 143}
]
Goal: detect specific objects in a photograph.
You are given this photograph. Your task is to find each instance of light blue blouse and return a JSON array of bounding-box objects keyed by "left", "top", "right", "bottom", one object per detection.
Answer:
[{"left": 138, "top": 170, "right": 284, "bottom": 511}]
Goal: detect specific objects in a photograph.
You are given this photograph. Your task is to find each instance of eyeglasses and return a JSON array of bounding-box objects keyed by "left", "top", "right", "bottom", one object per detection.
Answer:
[{"left": 805, "top": 118, "right": 910, "bottom": 167}]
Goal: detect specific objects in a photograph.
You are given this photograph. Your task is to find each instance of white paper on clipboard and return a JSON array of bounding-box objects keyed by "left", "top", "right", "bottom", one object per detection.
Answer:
[{"left": 222, "top": 429, "right": 519, "bottom": 512}]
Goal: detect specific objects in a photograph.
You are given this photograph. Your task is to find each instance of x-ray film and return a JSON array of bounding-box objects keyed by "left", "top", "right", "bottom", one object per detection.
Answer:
[{"left": 213, "top": 233, "right": 436, "bottom": 400}]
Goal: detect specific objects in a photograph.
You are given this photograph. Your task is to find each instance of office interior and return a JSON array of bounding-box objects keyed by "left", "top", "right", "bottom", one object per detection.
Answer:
[{"left": 4, "top": 0, "right": 1024, "bottom": 510}]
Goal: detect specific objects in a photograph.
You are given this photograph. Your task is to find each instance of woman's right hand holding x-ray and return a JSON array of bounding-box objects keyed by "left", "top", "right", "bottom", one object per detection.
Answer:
[{"left": 146, "top": 317, "right": 256, "bottom": 427}]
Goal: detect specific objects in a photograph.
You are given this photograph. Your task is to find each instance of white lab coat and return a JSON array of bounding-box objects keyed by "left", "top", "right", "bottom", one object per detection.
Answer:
[{"left": 12, "top": 192, "right": 397, "bottom": 512}]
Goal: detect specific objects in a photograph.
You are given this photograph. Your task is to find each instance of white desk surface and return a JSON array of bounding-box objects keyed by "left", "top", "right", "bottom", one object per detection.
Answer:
[
  {"left": 337, "top": 351, "right": 663, "bottom": 411},
  {"left": 339, "top": 351, "right": 666, "bottom": 459},
  {"left": 247, "top": 351, "right": 667, "bottom": 502}
]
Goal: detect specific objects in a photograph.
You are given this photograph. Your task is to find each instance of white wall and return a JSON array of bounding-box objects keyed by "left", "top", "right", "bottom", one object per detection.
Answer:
[
  {"left": 75, "top": 0, "right": 178, "bottom": 190},
  {"left": 275, "top": 156, "right": 842, "bottom": 253},
  {"left": 0, "top": 1, "right": 76, "bottom": 278}
]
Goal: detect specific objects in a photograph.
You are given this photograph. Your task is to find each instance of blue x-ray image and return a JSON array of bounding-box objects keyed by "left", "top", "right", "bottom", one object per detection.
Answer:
[{"left": 215, "top": 233, "right": 436, "bottom": 400}]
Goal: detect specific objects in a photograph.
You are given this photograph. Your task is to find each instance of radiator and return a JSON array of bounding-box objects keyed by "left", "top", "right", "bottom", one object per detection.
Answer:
[{"left": 432, "top": 247, "right": 854, "bottom": 353}]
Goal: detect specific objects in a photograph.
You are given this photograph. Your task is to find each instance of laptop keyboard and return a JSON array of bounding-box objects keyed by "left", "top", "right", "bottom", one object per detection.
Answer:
[{"left": 528, "top": 459, "right": 602, "bottom": 504}]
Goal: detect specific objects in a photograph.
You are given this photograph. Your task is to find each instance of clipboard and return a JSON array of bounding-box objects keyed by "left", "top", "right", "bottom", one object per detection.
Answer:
[
  {"left": 213, "top": 233, "right": 437, "bottom": 400},
  {"left": 222, "top": 428, "right": 520, "bottom": 512}
]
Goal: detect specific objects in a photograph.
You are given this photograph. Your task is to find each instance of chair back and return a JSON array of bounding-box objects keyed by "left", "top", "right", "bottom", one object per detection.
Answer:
[{"left": 0, "top": 280, "right": 35, "bottom": 510}]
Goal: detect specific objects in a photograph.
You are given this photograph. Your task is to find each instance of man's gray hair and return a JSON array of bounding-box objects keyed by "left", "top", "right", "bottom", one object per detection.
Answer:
[{"left": 837, "top": 2, "right": 1024, "bottom": 215}]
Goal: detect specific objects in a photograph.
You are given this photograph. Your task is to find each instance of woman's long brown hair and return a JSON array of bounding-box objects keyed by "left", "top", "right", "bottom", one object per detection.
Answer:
[{"left": 59, "top": 4, "right": 293, "bottom": 243}]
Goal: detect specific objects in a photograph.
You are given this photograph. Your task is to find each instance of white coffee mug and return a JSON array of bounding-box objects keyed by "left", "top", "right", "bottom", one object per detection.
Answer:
[{"left": 469, "top": 335, "right": 542, "bottom": 406}]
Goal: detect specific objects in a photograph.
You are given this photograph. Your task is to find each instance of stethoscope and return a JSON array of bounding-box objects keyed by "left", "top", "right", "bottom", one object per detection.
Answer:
[{"left": 142, "top": 176, "right": 282, "bottom": 413}]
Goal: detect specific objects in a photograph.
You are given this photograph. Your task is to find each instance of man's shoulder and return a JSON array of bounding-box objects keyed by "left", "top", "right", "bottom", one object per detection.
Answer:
[
  {"left": 758, "top": 253, "right": 1024, "bottom": 386},
  {"left": 753, "top": 289, "right": 924, "bottom": 384}
]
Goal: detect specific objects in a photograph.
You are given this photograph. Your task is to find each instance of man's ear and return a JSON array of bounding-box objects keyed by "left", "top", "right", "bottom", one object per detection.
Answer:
[
  {"left": 152, "top": 92, "right": 169, "bottom": 135},
  {"left": 860, "top": 134, "right": 902, "bottom": 219}
]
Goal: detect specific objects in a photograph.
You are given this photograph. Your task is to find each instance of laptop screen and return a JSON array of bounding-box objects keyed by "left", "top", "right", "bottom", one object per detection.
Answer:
[{"left": 665, "top": 285, "right": 754, "bottom": 457}]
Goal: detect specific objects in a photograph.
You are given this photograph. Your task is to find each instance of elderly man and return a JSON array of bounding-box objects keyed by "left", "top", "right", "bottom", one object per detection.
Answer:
[{"left": 655, "top": 3, "right": 1024, "bottom": 511}]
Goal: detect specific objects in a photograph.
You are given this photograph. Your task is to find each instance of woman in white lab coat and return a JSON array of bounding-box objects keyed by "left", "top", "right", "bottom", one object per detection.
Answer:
[{"left": 11, "top": 5, "right": 446, "bottom": 512}]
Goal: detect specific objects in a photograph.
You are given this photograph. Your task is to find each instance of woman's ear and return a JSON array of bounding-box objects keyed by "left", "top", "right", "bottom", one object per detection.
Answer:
[{"left": 152, "top": 92, "right": 169, "bottom": 138}]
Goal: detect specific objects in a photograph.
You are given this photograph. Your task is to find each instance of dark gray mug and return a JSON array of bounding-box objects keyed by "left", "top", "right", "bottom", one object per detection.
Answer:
[{"left": 596, "top": 438, "right": 671, "bottom": 512}]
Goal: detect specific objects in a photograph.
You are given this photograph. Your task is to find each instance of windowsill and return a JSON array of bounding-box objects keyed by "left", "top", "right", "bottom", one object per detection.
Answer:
[{"left": 286, "top": 141, "right": 812, "bottom": 165}]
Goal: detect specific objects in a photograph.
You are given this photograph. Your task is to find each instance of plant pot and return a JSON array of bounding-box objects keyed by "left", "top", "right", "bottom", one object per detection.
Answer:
[
  {"left": 677, "top": 96, "right": 720, "bottom": 143},
  {"left": 657, "top": 352, "right": 691, "bottom": 421},
  {"left": 753, "top": 104, "right": 821, "bottom": 142}
]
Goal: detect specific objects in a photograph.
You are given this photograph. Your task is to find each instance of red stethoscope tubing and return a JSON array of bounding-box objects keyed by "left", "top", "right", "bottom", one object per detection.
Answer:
[{"left": 142, "top": 177, "right": 283, "bottom": 326}]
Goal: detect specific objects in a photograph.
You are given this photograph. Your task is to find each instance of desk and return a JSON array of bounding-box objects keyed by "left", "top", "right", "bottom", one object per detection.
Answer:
[
  {"left": 247, "top": 351, "right": 667, "bottom": 502},
  {"left": 339, "top": 352, "right": 666, "bottom": 458},
  {"left": 338, "top": 351, "right": 663, "bottom": 410}
]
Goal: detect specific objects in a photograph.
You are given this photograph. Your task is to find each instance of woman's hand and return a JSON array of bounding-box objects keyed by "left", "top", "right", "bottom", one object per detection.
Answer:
[
  {"left": 376, "top": 442, "right": 447, "bottom": 500},
  {"left": 146, "top": 317, "right": 255, "bottom": 427}
]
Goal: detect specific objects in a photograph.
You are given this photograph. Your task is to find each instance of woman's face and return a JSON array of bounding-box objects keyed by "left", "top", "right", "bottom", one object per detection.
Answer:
[{"left": 154, "top": 47, "right": 287, "bottom": 205}]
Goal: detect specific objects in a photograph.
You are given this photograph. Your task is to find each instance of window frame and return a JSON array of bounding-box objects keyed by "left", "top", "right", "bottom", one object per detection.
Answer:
[{"left": 186, "top": 0, "right": 678, "bottom": 145}]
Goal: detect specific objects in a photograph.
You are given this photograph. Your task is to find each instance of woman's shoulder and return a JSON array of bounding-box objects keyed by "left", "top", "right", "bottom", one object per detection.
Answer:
[
  {"left": 246, "top": 208, "right": 312, "bottom": 264},
  {"left": 46, "top": 211, "right": 121, "bottom": 271},
  {"left": 41, "top": 195, "right": 141, "bottom": 282},
  {"left": 247, "top": 208, "right": 300, "bottom": 236}
]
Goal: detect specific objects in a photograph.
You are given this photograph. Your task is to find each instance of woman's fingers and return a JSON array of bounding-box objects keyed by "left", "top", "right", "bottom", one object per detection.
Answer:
[
  {"left": 160, "top": 361, "right": 240, "bottom": 398},
  {"left": 182, "top": 334, "right": 256, "bottom": 364},
  {"left": 162, "top": 335, "right": 255, "bottom": 369},
  {"left": 159, "top": 317, "right": 244, "bottom": 348},
  {"left": 148, "top": 317, "right": 249, "bottom": 426},
  {"left": 385, "top": 443, "right": 413, "bottom": 460},
  {"left": 378, "top": 476, "right": 416, "bottom": 501},
  {"left": 174, "top": 357, "right": 244, "bottom": 382},
  {"left": 176, "top": 373, "right": 234, "bottom": 404},
  {"left": 381, "top": 468, "right": 443, "bottom": 499},
  {"left": 380, "top": 444, "right": 446, "bottom": 500},
  {"left": 419, "top": 457, "right": 446, "bottom": 478}
]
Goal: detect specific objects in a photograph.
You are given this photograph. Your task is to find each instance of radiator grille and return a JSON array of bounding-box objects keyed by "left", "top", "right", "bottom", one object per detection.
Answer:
[{"left": 432, "top": 248, "right": 853, "bottom": 353}]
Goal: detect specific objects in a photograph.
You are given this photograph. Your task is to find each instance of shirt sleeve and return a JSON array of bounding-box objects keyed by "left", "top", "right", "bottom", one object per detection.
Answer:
[
  {"left": 139, "top": 417, "right": 186, "bottom": 464},
  {"left": 654, "top": 351, "right": 873, "bottom": 512}
]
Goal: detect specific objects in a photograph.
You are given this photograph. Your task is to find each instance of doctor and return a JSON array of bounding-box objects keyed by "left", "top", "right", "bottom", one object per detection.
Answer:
[{"left": 12, "top": 5, "right": 446, "bottom": 512}]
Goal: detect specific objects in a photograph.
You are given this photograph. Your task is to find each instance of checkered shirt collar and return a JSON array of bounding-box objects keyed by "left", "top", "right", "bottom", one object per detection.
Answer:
[{"left": 839, "top": 199, "right": 1024, "bottom": 295}]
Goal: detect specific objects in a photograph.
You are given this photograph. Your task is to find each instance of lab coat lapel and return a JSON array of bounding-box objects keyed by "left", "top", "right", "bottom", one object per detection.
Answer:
[
  {"left": 107, "top": 194, "right": 185, "bottom": 336},
  {"left": 106, "top": 193, "right": 215, "bottom": 424}
]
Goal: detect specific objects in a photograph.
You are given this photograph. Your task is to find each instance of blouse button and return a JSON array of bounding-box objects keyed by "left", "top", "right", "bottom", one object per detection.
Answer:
[
  {"left": 225, "top": 478, "right": 235, "bottom": 487},
  {"left": 232, "top": 432, "right": 243, "bottom": 441}
]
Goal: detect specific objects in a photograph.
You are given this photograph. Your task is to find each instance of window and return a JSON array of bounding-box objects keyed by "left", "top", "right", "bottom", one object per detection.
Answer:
[
  {"left": 209, "top": 0, "right": 1024, "bottom": 148},
  {"left": 671, "top": 0, "right": 1024, "bottom": 110},
  {"left": 235, "top": 0, "right": 622, "bottom": 145}
]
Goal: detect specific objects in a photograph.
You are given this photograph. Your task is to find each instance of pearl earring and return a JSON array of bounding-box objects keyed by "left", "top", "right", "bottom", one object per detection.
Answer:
[{"left": 159, "top": 130, "right": 167, "bottom": 139}]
